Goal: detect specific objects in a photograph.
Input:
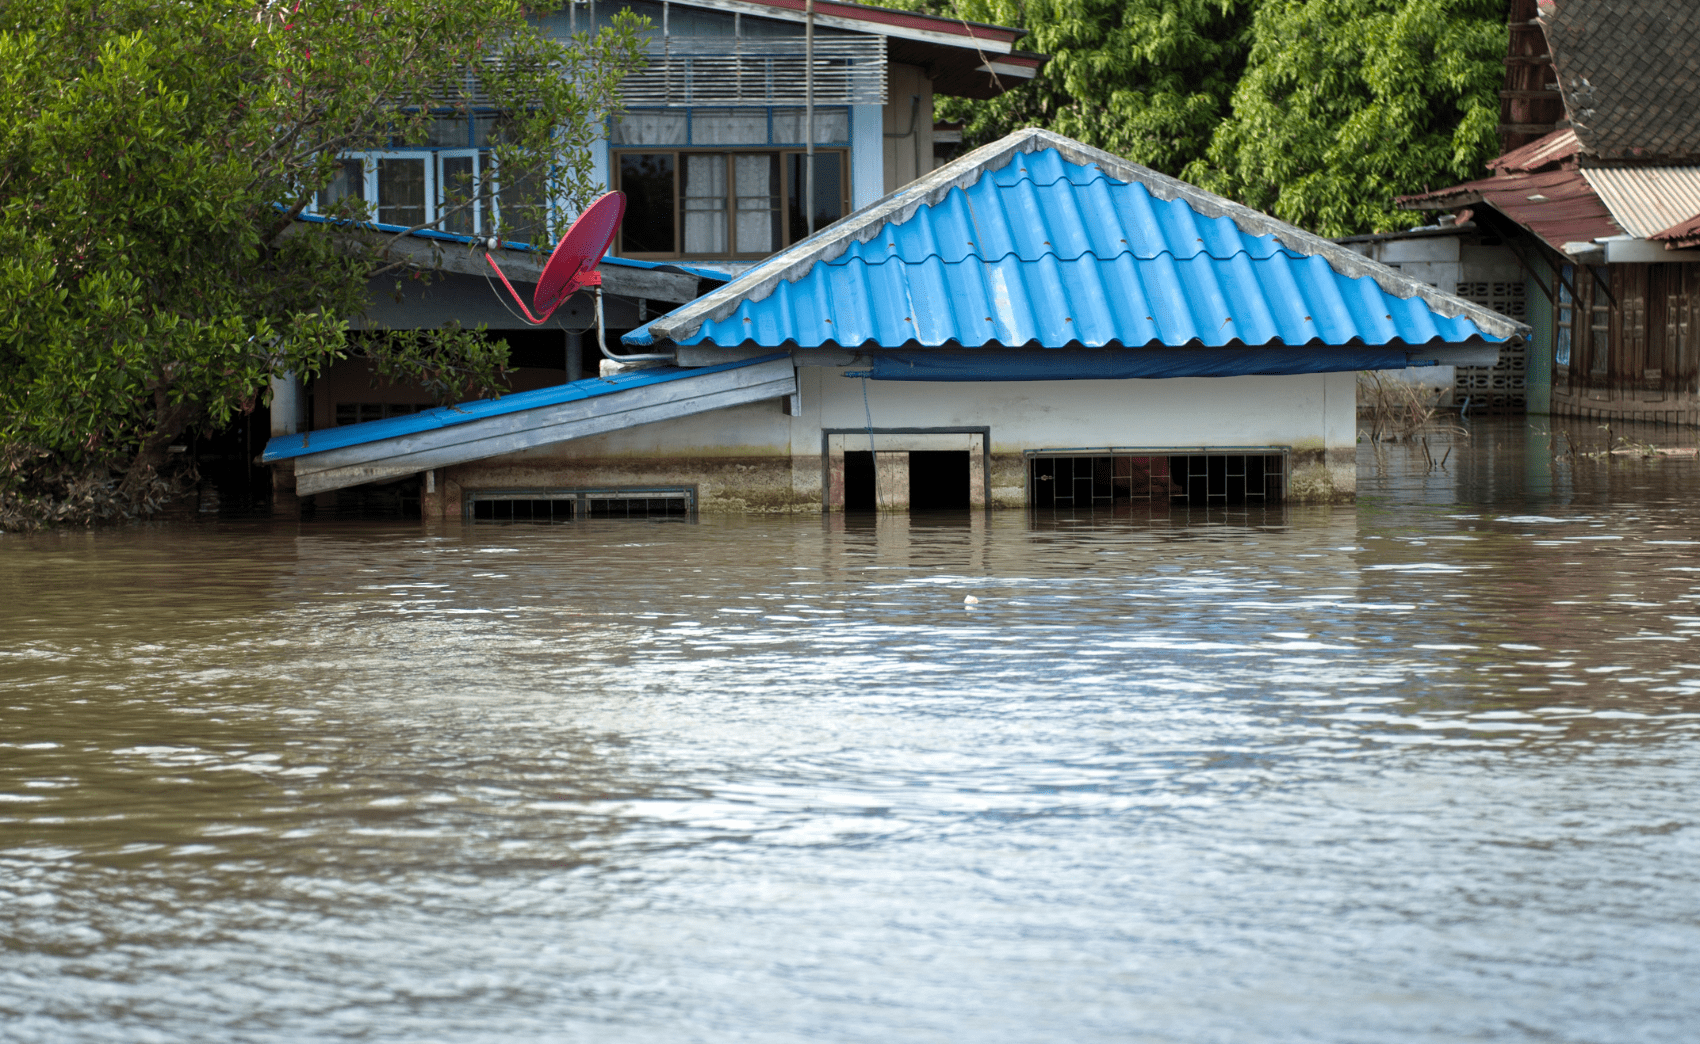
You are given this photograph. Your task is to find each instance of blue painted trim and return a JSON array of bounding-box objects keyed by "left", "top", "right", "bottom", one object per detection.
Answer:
[
  {"left": 860, "top": 347, "right": 1432, "bottom": 381},
  {"left": 288, "top": 211, "right": 729, "bottom": 283}
]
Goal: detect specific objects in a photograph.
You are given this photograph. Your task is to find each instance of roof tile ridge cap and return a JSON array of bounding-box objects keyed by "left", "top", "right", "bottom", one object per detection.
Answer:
[
  {"left": 822, "top": 243, "right": 1296, "bottom": 265},
  {"left": 646, "top": 129, "right": 1049, "bottom": 342},
  {"left": 1032, "top": 135, "right": 1530, "bottom": 338}
]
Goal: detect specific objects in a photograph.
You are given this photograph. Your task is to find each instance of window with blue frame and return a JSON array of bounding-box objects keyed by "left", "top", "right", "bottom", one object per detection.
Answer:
[
  {"left": 1555, "top": 264, "right": 1573, "bottom": 368},
  {"left": 313, "top": 113, "right": 548, "bottom": 242},
  {"left": 611, "top": 106, "right": 852, "bottom": 258}
]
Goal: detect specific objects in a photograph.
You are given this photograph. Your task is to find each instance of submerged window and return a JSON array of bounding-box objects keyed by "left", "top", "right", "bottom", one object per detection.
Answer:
[
  {"left": 466, "top": 487, "right": 695, "bottom": 523},
  {"left": 1030, "top": 453, "right": 1286, "bottom": 508}
]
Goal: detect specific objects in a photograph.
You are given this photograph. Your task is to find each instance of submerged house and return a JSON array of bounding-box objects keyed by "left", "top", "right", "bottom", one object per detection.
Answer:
[
  {"left": 1397, "top": 0, "right": 1700, "bottom": 426},
  {"left": 274, "top": 0, "right": 1042, "bottom": 457},
  {"left": 265, "top": 129, "right": 1525, "bottom": 519}
]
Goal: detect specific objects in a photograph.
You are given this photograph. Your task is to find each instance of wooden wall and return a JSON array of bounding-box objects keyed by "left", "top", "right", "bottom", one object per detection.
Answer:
[{"left": 1551, "top": 263, "right": 1700, "bottom": 424}]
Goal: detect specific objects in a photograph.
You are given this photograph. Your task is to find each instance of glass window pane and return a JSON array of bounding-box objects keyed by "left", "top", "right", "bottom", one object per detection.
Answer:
[
  {"left": 611, "top": 110, "right": 687, "bottom": 146},
  {"left": 438, "top": 155, "right": 475, "bottom": 235},
  {"left": 618, "top": 153, "right": 676, "bottom": 254},
  {"left": 692, "top": 108, "right": 768, "bottom": 145},
  {"left": 772, "top": 107, "right": 850, "bottom": 144},
  {"left": 377, "top": 158, "right": 426, "bottom": 227},
  {"left": 735, "top": 153, "right": 780, "bottom": 254},
  {"left": 426, "top": 116, "right": 470, "bottom": 147},
  {"left": 786, "top": 152, "right": 841, "bottom": 244},
  {"left": 318, "top": 158, "right": 364, "bottom": 213},
  {"left": 1556, "top": 264, "right": 1573, "bottom": 367},
  {"left": 683, "top": 153, "right": 728, "bottom": 254},
  {"left": 497, "top": 163, "right": 546, "bottom": 244}
]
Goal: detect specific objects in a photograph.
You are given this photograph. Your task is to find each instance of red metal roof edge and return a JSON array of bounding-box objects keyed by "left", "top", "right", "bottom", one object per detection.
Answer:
[
  {"left": 727, "top": 0, "right": 1025, "bottom": 46},
  {"left": 1401, "top": 168, "right": 1619, "bottom": 252},
  {"left": 1651, "top": 211, "right": 1700, "bottom": 246},
  {"left": 1488, "top": 128, "right": 1579, "bottom": 174},
  {"left": 1396, "top": 176, "right": 1499, "bottom": 208}
]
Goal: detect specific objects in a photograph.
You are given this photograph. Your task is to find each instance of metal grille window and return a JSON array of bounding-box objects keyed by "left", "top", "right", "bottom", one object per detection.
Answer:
[
  {"left": 1029, "top": 452, "right": 1286, "bottom": 508},
  {"left": 1455, "top": 281, "right": 1528, "bottom": 412},
  {"left": 466, "top": 487, "right": 695, "bottom": 523}
]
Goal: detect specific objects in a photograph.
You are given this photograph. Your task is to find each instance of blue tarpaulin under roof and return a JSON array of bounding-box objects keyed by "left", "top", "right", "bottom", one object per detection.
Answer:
[{"left": 626, "top": 129, "right": 1527, "bottom": 379}]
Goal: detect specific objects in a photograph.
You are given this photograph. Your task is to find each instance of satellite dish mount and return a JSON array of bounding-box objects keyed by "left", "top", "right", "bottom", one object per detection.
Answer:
[{"left": 485, "top": 191, "right": 626, "bottom": 326}]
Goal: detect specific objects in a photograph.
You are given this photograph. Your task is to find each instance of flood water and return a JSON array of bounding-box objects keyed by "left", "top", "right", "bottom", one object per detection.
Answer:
[{"left": 4, "top": 418, "right": 1700, "bottom": 1043}]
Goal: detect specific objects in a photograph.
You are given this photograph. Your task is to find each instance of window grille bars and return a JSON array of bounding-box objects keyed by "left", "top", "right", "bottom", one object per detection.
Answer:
[
  {"left": 466, "top": 487, "right": 696, "bottom": 523},
  {"left": 1029, "top": 452, "right": 1287, "bottom": 508}
]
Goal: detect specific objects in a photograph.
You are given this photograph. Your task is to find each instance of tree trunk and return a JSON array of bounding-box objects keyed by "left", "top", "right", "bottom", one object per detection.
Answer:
[{"left": 117, "top": 392, "right": 198, "bottom": 505}]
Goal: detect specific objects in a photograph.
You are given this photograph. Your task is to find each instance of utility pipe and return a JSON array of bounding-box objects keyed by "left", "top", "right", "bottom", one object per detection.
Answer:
[
  {"left": 594, "top": 286, "right": 673, "bottom": 364},
  {"left": 805, "top": 0, "right": 815, "bottom": 237}
]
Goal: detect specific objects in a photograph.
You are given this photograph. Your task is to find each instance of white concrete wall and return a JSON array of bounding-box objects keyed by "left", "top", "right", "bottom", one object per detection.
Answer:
[{"left": 474, "top": 367, "right": 1359, "bottom": 507}]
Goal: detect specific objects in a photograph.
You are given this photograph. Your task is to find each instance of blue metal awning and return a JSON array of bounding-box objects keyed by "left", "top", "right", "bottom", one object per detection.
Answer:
[
  {"left": 265, "top": 355, "right": 794, "bottom": 495},
  {"left": 625, "top": 129, "right": 1528, "bottom": 375}
]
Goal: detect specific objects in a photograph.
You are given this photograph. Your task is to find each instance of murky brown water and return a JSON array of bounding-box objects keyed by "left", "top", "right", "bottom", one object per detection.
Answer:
[{"left": 3, "top": 418, "right": 1699, "bottom": 1043}]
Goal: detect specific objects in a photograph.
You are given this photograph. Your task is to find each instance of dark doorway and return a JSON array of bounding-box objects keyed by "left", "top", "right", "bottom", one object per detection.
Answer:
[
  {"left": 909, "top": 451, "right": 970, "bottom": 510},
  {"left": 844, "top": 450, "right": 875, "bottom": 511}
]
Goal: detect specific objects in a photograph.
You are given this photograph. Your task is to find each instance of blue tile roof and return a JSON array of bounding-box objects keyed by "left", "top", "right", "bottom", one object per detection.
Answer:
[
  {"left": 626, "top": 130, "right": 1528, "bottom": 354},
  {"left": 261, "top": 354, "right": 785, "bottom": 462}
]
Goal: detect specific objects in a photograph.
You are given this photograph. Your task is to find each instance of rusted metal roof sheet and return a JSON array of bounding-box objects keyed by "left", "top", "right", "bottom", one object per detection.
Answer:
[
  {"left": 1581, "top": 167, "right": 1700, "bottom": 238},
  {"left": 628, "top": 129, "right": 1525, "bottom": 357},
  {"left": 1489, "top": 128, "right": 1579, "bottom": 174},
  {"left": 1400, "top": 168, "right": 1620, "bottom": 251},
  {"left": 1651, "top": 212, "right": 1700, "bottom": 250}
]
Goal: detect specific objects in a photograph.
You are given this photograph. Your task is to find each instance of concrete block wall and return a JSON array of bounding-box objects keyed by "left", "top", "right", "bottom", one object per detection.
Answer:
[{"left": 419, "top": 368, "right": 1359, "bottom": 519}]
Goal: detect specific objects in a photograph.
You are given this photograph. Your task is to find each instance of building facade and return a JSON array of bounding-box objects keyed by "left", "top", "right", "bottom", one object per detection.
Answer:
[
  {"left": 1399, "top": 0, "right": 1700, "bottom": 426},
  {"left": 267, "top": 131, "right": 1526, "bottom": 519},
  {"left": 276, "top": 0, "right": 1043, "bottom": 470}
]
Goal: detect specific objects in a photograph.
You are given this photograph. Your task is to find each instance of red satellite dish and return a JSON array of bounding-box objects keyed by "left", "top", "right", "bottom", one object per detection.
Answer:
[{"left": 485, "top": 191, "right": 626, "bottom": 325}]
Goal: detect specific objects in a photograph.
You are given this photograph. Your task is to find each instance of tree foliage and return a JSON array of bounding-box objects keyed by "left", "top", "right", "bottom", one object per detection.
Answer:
[
  {"left": 0, "top": 0, "right": 644, "bottom": 519},
  {"left": 1183, "top": 0, "right": 1506, "bottom": 236},
  {"left": 924, "top": 0, "right": 1505, "bottom": 237},
  {"left": 940, "top": 0, "right": 1254, "bottom": 175}
]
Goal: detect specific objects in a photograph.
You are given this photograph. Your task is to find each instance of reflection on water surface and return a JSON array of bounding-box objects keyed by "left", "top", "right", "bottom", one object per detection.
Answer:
[{"left": 2, "top": 419, "right": 1698, "bottom": 1043}]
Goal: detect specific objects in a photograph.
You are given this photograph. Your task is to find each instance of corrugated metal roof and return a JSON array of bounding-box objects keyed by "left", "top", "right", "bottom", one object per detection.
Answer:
[
  {"left": 261, "top": 354, "right": 784, "bottom": 462},
  {"left": 1582, "top": 167, "right": 1700, "bottom": 239},
  {"left": 1488, "top": 128, "right": 1579, "bottom": 174},
  {"left": 1400, "top": 168, "right": 1621, "bottom": 252},
  {"left": 627, "top": 129, "right": 1525, "bottom": 354},
  {"left": 1652, "top": 211, "right": 1700, "bottom": 249}
]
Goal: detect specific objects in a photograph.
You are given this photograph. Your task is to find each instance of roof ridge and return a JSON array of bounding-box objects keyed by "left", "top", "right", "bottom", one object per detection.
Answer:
[
  {"left": 819, "top": 246, "right": 1312, "bottom": 267},
  {"left": 639, "top": 128, "right": 1526, "bottom": 347}
]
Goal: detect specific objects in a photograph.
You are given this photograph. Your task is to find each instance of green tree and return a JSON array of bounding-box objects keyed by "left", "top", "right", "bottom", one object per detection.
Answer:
[
  {"left": 0, "top": 0, "right": 644, "bottom": 524},
  {"left": 1183, "top": 0, "right": 1506, "bottom": 236},
  {"left": 939, "top": 0, "right": 1255, "bottom": 176}
]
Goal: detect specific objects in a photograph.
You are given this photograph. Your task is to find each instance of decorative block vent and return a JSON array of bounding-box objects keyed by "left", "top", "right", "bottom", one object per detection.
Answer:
[{"left": 1455, "top": 281, "right": 1528, "bottom": 413}]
